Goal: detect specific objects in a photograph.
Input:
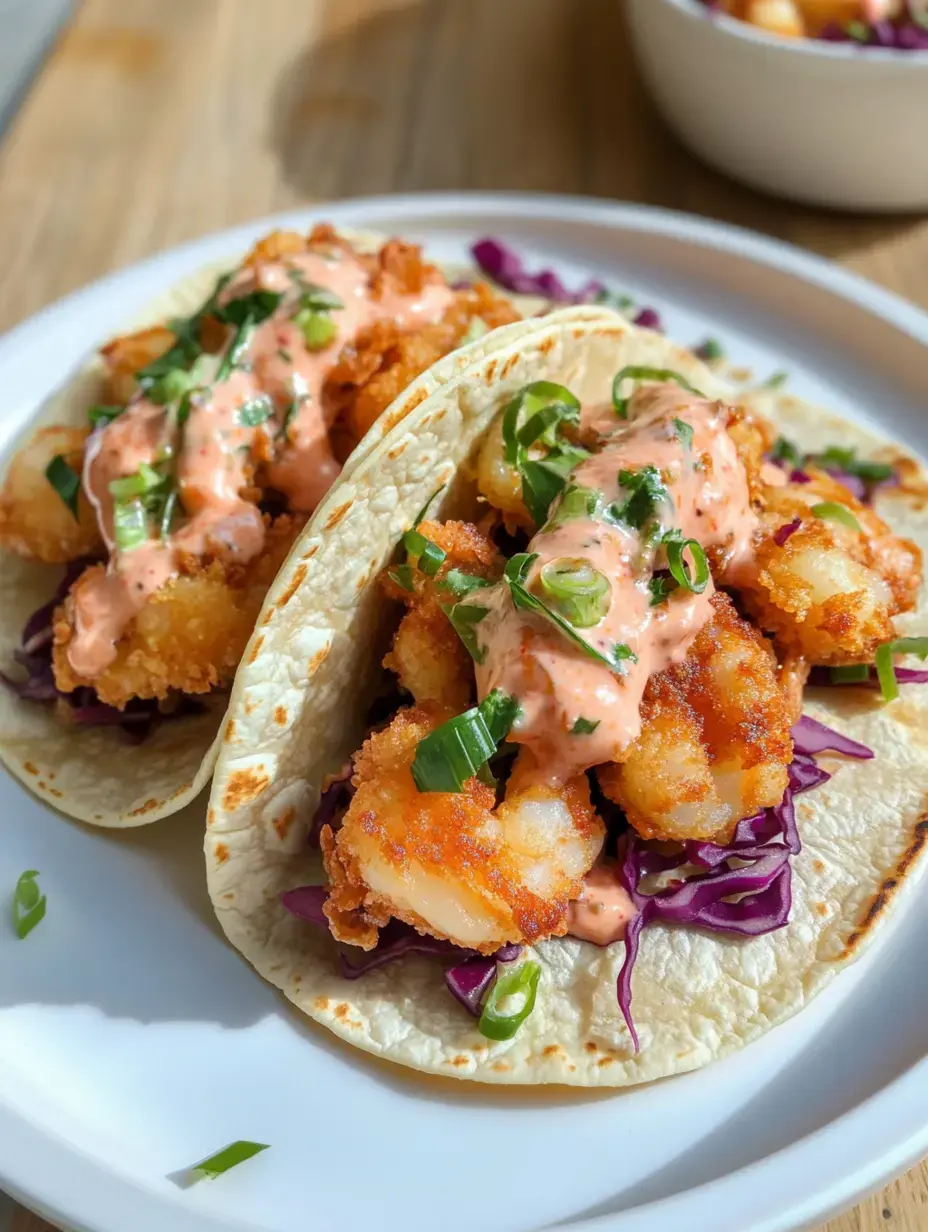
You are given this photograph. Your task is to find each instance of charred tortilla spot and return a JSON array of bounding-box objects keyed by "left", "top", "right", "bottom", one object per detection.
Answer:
[
  {"left": 543, "top": 1044, "right": 564, "bottom": 1058},
  {"left": 492, "top": 1061, "right": 510, "bottom": 1073},
  {"left": 308, "top": 645, "right": 330, "bottom": 675},
  {"left": 314, "top": 996, "right": 329, "bottom": 1011},
  {"left": 49, "top": 787, "right": 63, "bottom": 798},
  {"left": 334, "top": 1002, "right": 350, "bottom": 1020},
  {"left": 500, "top": 354, "right": 519, "bottom": 376},
  {"left": 387, "top": 443, "right": 407, "bottom": 460},
  {"left": 597, "top": 1057, "right": 616, "bottom": 1068},
  {"left": 840, "top": 815, "right": 928, "bottom": 959},
  {"left": 129, "top": 797, "right": 160, "bottom": 816},
  {"left": 214, "top": 843, "right": 229, "bottom": 865},
  {"left": 273, "top": 808, "right": 295, "bottom": 840},
  {"left": 538, "top": 337, "right": 555, "bottom": 357},
  {"left": 484, "top": 359, "right": 498, "bottom": 382},
  {"left": 222, "top": 767, "right": 270, "bottom": 811},
  {"left": 324, "top": 502, "right": 352, "bottom": 531},
  {"left": 207, "top": 808, "right": 216, "bottom": 826},
  {"left": 277, "top": 564, "right": 307, "bottom": 608},
  {"left": 224, "top": 719, "right": 236, "bottom": 743},
  {"left": 248, "top": 635, "right": 265, "bottom": 663},
  {"left": 274, "top": 705, "right": 288, "bottom": 726},
  {"left": 813, "top": 858, "right": 825, "bottom": 873},
  {"left": 450, "top": 1055, "right": 470, "bottom": 1068},
  {"left": 22, "top": 762, "right": 38, "bottom": 776},
  {"left": 584, "top": 1041, "right": 598, "bottom": 1053}
]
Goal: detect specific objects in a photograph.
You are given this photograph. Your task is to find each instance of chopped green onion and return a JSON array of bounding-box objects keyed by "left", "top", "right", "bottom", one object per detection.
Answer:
[
  {"left": 501, "top": 382, "right": 581, "bottom": 464},
  {"left": 830, "top": 664, "right": 870, "bottom": 684},
  {"left": 611, "top": 366, "right": 703, "bottom": 420},
  {"left": 113, "top": 498, "right": 149, "bottom": 551},
  {"left": 699, "top": 338, "right": 724, "bottom": 361},
  {"left": 663, "top": 531, "right": 709, "bottom": 594},
  {"left": 188, "top": 1140, "right": 270, "bottom": 1182},
  {"left": 13, "top": 869, "right": 46, "bottom": 940},
  {"left": 444, "top": 602, "right": 490, "bottom": 663},
  {"left": 45, "top": 455, "right": 81, "bottom": 519},
  {"left": 237, "top": 396, "right": 274, "bottom": 427},
  {"left": 219, "top": 289, "right": 283, "bottom": 327},
  {"left": 811, "top": 502, "right": 861, "bottom": 533},
  {"left": 108, "top": 462, "right": 165, "bottom": 501},
  {"left": 388, "top": 564, "right": 416, "bottom": 593},
  {"left": 546, "top": 484, "right": 600, "bottom": 528},
  {"left": 594, "top": 288, "right": 636, "bottom": 312},
  {"left": 539, "top": 557, "right": 611, "bottom": 628},
  {"left": 411, "top": 689, "right": 520, "bottom": 793},
  {"left": 294, "top": 307, "right": 337, "bottom": 351},
  {"left": 87, "top": 404, "right": 124, "bottom": 428},
  {"left": 148, "top": 367, "right": 192, "bottom": 406},
  {"left": 809, "top": 447, "right": 894, "bottom": 485},
  {"left": 609, "top": 466, "right": 669, "bottom": 532},
  {"left": 648, "top": 574, "right": 677, "bottom": 606},
  {"left": 875, "top": 637, "right": 928, "bottom": 703},
  {"left": 519, "top": 445, "right": 589, "bottom": 527},
  {"left": 846, "top": 18, "right": 870, "bottom": 40},
  {"left": 460, "top": 316, "right": 489, "bottom": 345},
  {"left": 504, "top": 554, "right": 635, "bottom": 674},
  {"left": 570, "top": 716, "right": 600, "bottom": 735},
  {"left": 403, "top": 529, "right": 446, "bottom": 577},
  {"left": 478, "top": 960, "right": 541, "bottom": 1041},
  {"left": 673, "top": 418, "right": 693, "bottom": 450},
  {"left": 158, "top": 488, "right": 179, "bottom": 539},
  {"left": 436, "top": 570, "right": 490, "bottom": 600},
  {"left": 771, "top": 436, "right": 804, "bottom": 467},
  {"left": 216, "top": 318, "right": 254, "bottom": 382},
  {"left": 764, "top": 370, "right": 789, "bottom": 389}
]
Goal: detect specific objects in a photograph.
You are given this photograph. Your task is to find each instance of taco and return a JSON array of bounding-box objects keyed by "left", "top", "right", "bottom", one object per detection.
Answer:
[
  {"left": 0, "top": 225, "right": 611, "bottom": 827},
  {"left": 205, "top": 310, "right": 928, "bottom": 1086}
]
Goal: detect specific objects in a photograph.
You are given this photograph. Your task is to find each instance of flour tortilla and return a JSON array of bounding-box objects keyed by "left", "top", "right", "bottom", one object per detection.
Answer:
[
  {"left": 205, "top": 312, "right": 928, "bottom": 1085},
  {"left": 0, "top": 231, "right": 607, "bottom": 827}
]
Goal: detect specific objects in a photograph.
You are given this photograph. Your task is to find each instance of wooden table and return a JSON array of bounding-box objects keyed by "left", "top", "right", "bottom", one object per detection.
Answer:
[{"left": 1, "top": 1, "right": 926, "bottom": 1229}]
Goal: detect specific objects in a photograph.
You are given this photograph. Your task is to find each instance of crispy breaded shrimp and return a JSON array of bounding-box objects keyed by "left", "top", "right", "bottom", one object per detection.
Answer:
[
  {"left": 598, "top": 593, "right": 792, "bottom": 845},
  {"left": 736, "top": 468, "right": 921, "bottom": 664},
  {"left": 99, "top": 326, "right": 177, "bottom": 405},
  {"left": 52, "top": 514, "right": 303, "bottom": 707},
  {"left": 328, "top": 282, "right": 519, "bottom": 442},
  {"left": 0, "top": 426, "right": 103, "bottom": 563},
  {"left": 322, "top": 703, "right": 605, "bottom": 952},
  {"left": 475, "top": 416, "right": 531, "bottom": 531},
  {"left": 382, "top": 519, "right": 502, "bottom": 709}
]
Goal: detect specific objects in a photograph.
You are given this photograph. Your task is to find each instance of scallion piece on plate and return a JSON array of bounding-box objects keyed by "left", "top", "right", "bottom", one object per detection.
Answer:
[
  {"left": 663, "top": 532, "right": 709, "bottom": 594},
  {"left": 478, "top": 960, "right": 541, "bottom": 1041},
  {"left": 13, "top": 869, "right": 46, "bottom": 940},
  {"left": 411, "top": 689, "right": 519, "bottom": 793},
  {"left": 45, "top": 455, "right": 81, "bottom": 519},
  {"left": 875, "top": 638, "right": 928, "bottom": 703},
  {"left": 611, "top": 366, "right": 703, "bottom": 420},
  {"left": 403, "top": 529, "right": 447, "bottom": 577},
  {"left": 539, "top": 557, "right": 611, "bottom": 628},
  {"left": 188, "top": 1140, "right": 270, "bottom": 1182},
  {"left": 113, "top": 498, "right": 149, "bottom": 551},
  {"left": 811, "top": 502, "right": 862, "bottom": 532}
]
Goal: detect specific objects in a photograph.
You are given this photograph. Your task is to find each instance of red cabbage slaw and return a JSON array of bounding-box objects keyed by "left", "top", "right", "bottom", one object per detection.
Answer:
[
  {"left": 700, "top": 0, "right": 928, "bottom": 48},
  {"left": 0, "top": 559, "right": 205, "bottom": 742}
]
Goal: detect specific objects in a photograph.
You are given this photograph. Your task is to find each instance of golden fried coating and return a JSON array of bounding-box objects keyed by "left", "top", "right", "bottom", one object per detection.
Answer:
[
  {"left": 0, "top": 426, "right": 103, "bottom": 563},
  {"left": 100, "top": 326, "right": 177, "bottom": 405},
  {"left": 382, "top": 519, "right": 503, "bottom": 709},
  {"left": 737, "top": 468, "right": 921, "bottom": 665},
  {"left": 599, "top": 592, "right": 792, "bottom": 845},
  {"left": 52, "top": 515, "right": 304, "bottom": 707},
  {"left": 327, "top": 282, "right": 520, "bottom": 442},
  {"left": 323, "top": 704, "right": 604, "bottom": 952}
]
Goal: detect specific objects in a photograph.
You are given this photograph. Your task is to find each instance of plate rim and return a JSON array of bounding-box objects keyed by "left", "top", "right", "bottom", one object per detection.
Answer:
[{"left": 1, "top": 190, "right": 927, "bottom": 1232}]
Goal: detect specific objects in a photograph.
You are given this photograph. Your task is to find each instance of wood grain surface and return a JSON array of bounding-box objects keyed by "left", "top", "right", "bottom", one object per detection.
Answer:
[{"left": 2, "top": 1, "right": 927, "bottom": 1229}]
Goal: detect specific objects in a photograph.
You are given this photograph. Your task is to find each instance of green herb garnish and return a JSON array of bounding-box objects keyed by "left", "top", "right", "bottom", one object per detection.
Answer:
[
  {"left": 237, "top": 396, "right": 274, "bottom": 427},
  {"left": 501, "top": 381, "right": 586, "bottom": 525},
  {"left": 13, "top": 870, "right": 46, "bottom": 939},
  {"left": 44, "top": 455, "right": 81, "bottom": 518},
  {"left": 875, "top": 638, "right": 928, "bottom": 703},
  {"left": 539, "top": 557, "right": 611, "bottom": 628},
  {"left": 570, "top": 717, "right": 600, "bottom": 735},
  {"left": 811, "top": 502, "right": 861, "bottom": 533},
  {"left": 673, "top": 418, "right": 694, "bottom": 450},
  {"left": 663, "top": 531, "right": 710, "bottom": 594},
  {"left": 609, "top": 466, "right": 670, "bottom": 533},
  {"left": 444, "top": 602, "right": 490, "bottom": 664},
  {"left": 411, "top": 689, "right": 520, "bottom": 793},
  {"left": 436, "top": 570, "right": 491, "bottom": 600},
  {"left": 187, "top": 1140, "right": 270, "bottom": 1182},
  {"left": 403, "top": 529, "right": 446, "bottom": 577},
  {"left": 611, "top": 366, "right": 703, "bottom": 420}
]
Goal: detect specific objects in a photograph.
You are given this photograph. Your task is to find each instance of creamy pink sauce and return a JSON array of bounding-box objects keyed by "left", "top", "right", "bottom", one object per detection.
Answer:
[
  {"left": 475, "top": 384, "right": 758, "bottom": 782},
  {"left": 70, "top": 245, "right": 453, "bottom": 677},
  {"left": 566, "top": 863, "right": 637, "bottom": 946}
]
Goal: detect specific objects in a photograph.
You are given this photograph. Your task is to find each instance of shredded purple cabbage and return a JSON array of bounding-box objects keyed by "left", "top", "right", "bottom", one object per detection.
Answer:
[
  {"left": 699, "top": 0, "right": 928, "bottom": 48},
  {"left": 791, "top": 714, "right": 874, "bottom": 760},
  {"left": 0, "top": 559, "right": 204, "bottom": 741},
  {"left": 471, "top": 238, "right": 605, "bottom": 304},
  {"left": 633, "top": 307, "right": 664, "bottom": 332},
  {"left": 774, "top": 516, "right": 802, "bottom": 547},
  {"left": 308, "top": 761, "right": 355, "bottom": 847}
]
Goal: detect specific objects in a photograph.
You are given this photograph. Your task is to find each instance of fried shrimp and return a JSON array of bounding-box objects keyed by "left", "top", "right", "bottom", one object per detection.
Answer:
[
  {"left": 737, "top": 468, "right": 921, "bottom": 664},
  {"left": 0, "top": 426, "right": 103, "bottom": 563},
  {"left": 321, "top": 703, "right": 605, "bottom": 952},
  {"left": 328, "top": 281, "right": 519, "bottom": 442},
  {"left": 382, "top": 519, "right": 502, "bottom": 709},
  {"left": 598, "top": 593, "right": 792, "bottom": 845},
  {"left": 52, "top": 515, "right": 304, "bottom": 707},
  {"left": 475, "top": 416, "right": 531, "bottom": 531}
]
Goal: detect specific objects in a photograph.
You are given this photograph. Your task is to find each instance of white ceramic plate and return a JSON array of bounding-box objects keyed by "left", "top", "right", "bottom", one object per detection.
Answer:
[{"left": 1, "top": 193, "right": 927, "bottom": 1232}]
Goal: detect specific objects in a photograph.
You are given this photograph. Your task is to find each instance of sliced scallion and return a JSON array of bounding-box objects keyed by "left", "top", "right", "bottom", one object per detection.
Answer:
[
  {"left": 501, "top": 382, "right": 580, "bottom": 465},
  {"left": 570, "top": 716, "right": 600, "bottom": 735},
  {"left": 663, "top": 531, "right": 709, "bottom": 595},
  {"left": 387, "top": 564, "right": 416, "bottom": 593},
  {"left": 478, "top": 960, "right": 541, "bottom": 1041},
  {"left": 875, "top": 637, "right": 928, "bottom": 703},
  {"left": 44, "top": 455, "right": 81, "bottom": 519},
  {"left": 148, "top": 367, "right": 192, "bottom": 406},
  {"left": 546, "top": 484, "right": 600, "bottom": 528},
  {"left": 403, "top": 529, "right": 446, "bottom": 577},
  {"left": 113, "top": 498, "right": 149, "bottom": 551},
  {"left": 809, "top": 447, "right": 894, "bottom": 485},
  {"left": 108, "top": 462, "right": 165, "bottom": 501},
  {"left": 811, "top": 502, "right": 861, "bottom": 533},
  {"left": 188, "top": 1140, "right": 270, "bottom": 1182},
  {"left": 436, "top": 570, "right": 490, "bottom": 600},
  {"left": 771, "top": 436, "right": 804, "bottom": 467},
  {"left": 237, "top": 396, "right": 274, "bottom": 427},
  {"left": 411, "top": 689, "right": 520, "bottom": 793},
  {"left": 13, "top": 869, "right": 46, "bottom": 940},
  {"left": 539, "top": 557, "right": 611, "bottom": 628},
  {"left": 609, "top": 466, "right": 669, "bottom": 533},
  {"left": 611, "top": 366, "right": 703, "bottom": 420},
  {"left": 444, "top": 602, "right": 490, "bottom": 664},
  {"left": 294, "top": 307, "right": 337, "bottom": 351},
  {"left": 830, "top": 664, "right": 870, "bottom": 684}
]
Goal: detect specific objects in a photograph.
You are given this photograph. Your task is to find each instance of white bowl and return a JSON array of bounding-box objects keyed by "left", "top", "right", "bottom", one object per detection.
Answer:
[{"left": 627, "top": 0, "right": 928, "bottom": 211}]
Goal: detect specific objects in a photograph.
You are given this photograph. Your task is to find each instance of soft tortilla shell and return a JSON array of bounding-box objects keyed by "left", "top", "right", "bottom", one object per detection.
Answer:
[
  {"left": 207, "top": 313, "right": 928, "bottom": 1085},
  {"left": 0, "top": 233, "right": 595, "bottom": 826}
]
